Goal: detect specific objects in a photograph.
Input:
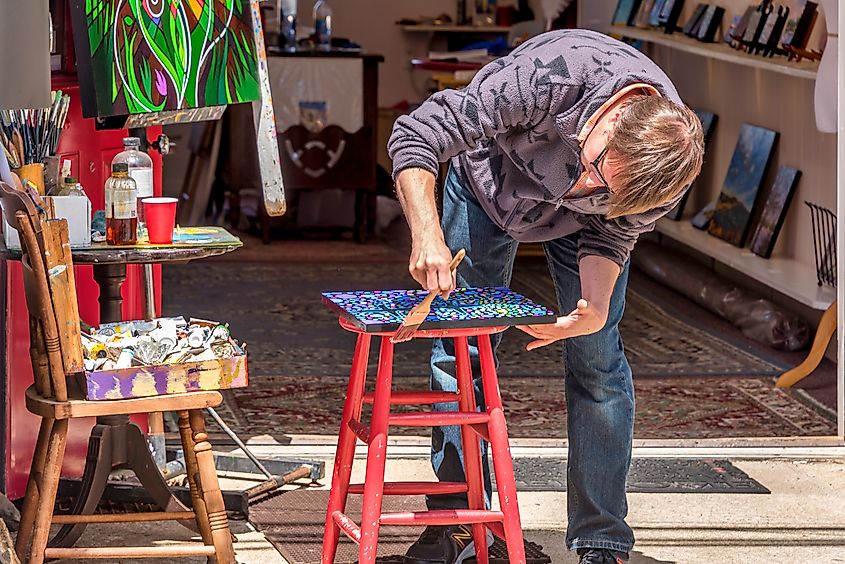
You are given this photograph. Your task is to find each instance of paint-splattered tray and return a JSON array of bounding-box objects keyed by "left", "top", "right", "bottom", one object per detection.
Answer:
[
  {"left": 82, "top": 354, "right": 248, "bottom": 401},
  {"left": 322, "top": 287, "right": 557, "bottom": 332}
]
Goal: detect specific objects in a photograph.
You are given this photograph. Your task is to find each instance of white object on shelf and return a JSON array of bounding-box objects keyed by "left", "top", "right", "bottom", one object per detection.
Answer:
[
  {"left": 614, "top": 26, "right": 819, "bottom": 80},
  {"left": 2, "top": 196, "right": 92, "bottom": 249},
  {"left": 655, "top": 218, "right": 835, "bottom": 310}
]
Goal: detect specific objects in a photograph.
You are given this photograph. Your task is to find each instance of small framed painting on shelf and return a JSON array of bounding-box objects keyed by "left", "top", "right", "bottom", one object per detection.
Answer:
[
  {"left": 613, "top": 0, "right": 644, "bottom": 26},
  {"left": 682, "top": 3, "right": 709, "bottom": 36},
  {"left": 667, "top": 109, "right": 718, "bottom": 221},
  {"left": 749, "top": 166, "right": 801, "bottom": 258},
  {"left": 696, "top": 5, "right": 724, "bottom": 43}
]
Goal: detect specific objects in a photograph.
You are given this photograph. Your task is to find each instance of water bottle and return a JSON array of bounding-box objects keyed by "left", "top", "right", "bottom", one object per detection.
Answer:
[
  {"left": 278, "top": 0, "right": 297, "bottom": 51},
  {"left": 313, "top": 0, "right": 332, "bottom": 51},
  {"left": 112, "top": 137, "right": 154, "bottom": 234}
]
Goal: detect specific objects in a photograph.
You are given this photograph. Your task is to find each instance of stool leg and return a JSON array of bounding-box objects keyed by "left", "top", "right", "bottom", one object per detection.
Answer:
[
  {"left": 322, "top": 333, "right": 372, "bottom": 563},
  {"left": 358, "top": 337, "right": 394, "bottom": 564},
  {"left": 455, "top": 336, "right": 489, "bottom": 564},
  {"left": 478, "top": 335, "right": 526, "bottom": 564}
]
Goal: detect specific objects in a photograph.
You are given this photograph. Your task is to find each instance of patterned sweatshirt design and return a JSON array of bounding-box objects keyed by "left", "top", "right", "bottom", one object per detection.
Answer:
[{"left": 387, "top": 29, "right": 685, "bottom": 267}]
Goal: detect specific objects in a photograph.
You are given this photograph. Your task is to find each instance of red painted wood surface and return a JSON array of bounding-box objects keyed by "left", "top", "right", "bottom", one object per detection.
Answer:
[{"left": 3, "top": 82, "right": 163, "bottom": 499}]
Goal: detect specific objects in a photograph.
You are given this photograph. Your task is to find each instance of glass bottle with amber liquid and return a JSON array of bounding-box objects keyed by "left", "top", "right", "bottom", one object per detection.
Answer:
[{"left": 105, "top": 163, "right": 138, "bottom": 245}]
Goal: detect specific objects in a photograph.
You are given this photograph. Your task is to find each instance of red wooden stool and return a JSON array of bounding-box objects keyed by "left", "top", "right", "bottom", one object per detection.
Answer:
[{"left": 321, "top": 317, "right": 526, "bottom": 564}]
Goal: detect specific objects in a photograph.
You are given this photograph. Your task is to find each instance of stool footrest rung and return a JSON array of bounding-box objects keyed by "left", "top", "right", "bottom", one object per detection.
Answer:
[
  {"left": 362, "top": 391, "right": 461, "bottom": 405},
  {"left": 348, "top": 481, "right": 469, "bottom": 496},
  {"left": 380, "top": 509, "right": 504, "bottom": 526},
  {"left": 332, "top": 510, "right": 362, "bottom": 544},
  {"left": 388, "top": 411, "right": 490, "bottom": 427},
  {"left": 348, "top": 419, "right": 371, "bottom": 444}
]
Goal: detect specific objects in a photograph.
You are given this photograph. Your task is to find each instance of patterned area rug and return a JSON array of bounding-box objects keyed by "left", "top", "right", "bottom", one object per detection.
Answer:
[
  {"left": 162, "top": 258, "right": 834, "bottom": 440},
  {"left": 162, "top": 261, "right": 788, "bottom": 379},
  {"left": 202, "top": 374, "right": 835, "bottom": 439}
]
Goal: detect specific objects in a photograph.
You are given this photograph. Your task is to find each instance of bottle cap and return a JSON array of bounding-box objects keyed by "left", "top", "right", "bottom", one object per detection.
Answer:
[
  {"left": 123, "top": 137, "right": 141, "bottom": 148},
  {"left": 112, "top": 163, "right": 129, "bottom": 173}
]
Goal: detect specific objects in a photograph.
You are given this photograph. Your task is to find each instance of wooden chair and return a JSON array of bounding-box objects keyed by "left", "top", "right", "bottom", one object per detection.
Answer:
[{"left": 0, "top": 182, "right": 235, "bottom": 564}]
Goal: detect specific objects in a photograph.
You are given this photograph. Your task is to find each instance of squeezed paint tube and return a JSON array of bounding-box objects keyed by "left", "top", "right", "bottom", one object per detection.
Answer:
[
  {"left": 115, "top": 348, "right": 135, "bottom": 369},
  {"left": 210, "top": 325, "right": 230, "bottom": 342},
  {"left": 187, "top": 327, "right": 207, "bottom": 349},
  {"left": 149, "top": 327, "right": 177, "bottom": 351}
]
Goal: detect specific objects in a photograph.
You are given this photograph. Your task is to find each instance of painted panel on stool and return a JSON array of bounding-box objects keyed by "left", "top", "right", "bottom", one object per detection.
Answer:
[
  {"left": 750, "top": 166, "right": 801, "bottom": 258},
  {"left": 707, "top": 124, "right": 778, "bottom": 246},
  {"left": 322, "top": 287, "right": 558, "bottom": 332}
]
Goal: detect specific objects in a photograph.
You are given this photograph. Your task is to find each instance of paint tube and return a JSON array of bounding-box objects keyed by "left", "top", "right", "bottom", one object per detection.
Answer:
[
  {"left": 149, "top": 327, "right": 177, "bottom": 351},
  {"left": 187, "top": 327, "right": 206, "bottom": 349},
  {"left": 115, "top": 348, "right": 135, "bottom": 369}
]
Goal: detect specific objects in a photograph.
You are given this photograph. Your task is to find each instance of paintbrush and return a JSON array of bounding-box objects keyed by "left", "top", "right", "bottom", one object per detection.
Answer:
[{"left": 390, "top": 249, "right": 466, "bottom": 344}]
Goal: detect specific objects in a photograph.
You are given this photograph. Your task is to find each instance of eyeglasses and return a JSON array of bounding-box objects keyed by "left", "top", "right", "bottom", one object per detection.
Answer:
[{"left": 587, "top": 144, "right": 611, "bottom": 190}]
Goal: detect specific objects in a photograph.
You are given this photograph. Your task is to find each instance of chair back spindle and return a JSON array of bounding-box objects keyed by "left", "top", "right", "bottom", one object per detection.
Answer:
[{"left": 0, "top": 183, "right": 84, "bottom": 401}]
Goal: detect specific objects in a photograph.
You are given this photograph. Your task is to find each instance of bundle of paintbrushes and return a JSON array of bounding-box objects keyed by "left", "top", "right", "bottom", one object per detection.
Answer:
[{"left": 0, "top": 90, "right": 70, "bottom": 169}]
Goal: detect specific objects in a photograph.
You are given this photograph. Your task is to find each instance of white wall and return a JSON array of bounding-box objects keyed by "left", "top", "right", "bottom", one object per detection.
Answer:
[{"left": 285, "top": 0, "right": 545, "bottom": 107}]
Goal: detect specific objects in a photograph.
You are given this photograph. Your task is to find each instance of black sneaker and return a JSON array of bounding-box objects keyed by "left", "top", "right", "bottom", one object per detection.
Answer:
[
  {"left": 577, "top": 548, "right": 629, "bottom": 564},
  {"left": 404, "top": 524, "right": 494, "bottom": 564}
]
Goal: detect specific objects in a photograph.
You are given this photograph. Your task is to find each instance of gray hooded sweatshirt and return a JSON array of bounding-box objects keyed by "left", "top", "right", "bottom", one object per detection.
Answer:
[{"left": 387, "top": 29, "right": 684, "bottom": 267}]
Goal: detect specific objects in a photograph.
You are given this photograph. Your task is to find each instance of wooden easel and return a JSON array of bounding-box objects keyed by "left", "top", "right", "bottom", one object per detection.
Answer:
[{"left": 776, "top": 300, "right": 837, "bottom": 387}]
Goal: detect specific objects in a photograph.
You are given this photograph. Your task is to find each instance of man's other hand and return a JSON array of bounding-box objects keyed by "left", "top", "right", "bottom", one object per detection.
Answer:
[
  {"left": 409, "top": 238, "right": 456, "bottom": 298},
  {"left": 516, "top": 299, "right": 607, "bottom": 350}
]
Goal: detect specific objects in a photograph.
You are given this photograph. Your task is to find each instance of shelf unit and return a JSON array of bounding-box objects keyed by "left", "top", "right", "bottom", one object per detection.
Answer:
[
  {"left": 400, "top": 24, "right": 511, "bottom": 34},
  {"left": 613, "top": 26, "right": 819, "bottom": 80},
  {"left": 655, "top": 218, "right": 835, "bottom": 309}
]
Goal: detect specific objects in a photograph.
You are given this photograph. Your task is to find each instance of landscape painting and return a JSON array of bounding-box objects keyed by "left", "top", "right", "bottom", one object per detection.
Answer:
[
  {"left": 691, "top": 199, "right": 717, "bottom": 229},
  {"left": 70, "top": 0, "right": 262, "bottom": 118},
  {"left": 750, "top": 166, "right": 801, "bottom": 258},
  {"left": 667, "top": 109, "right": 718, "bottom": 221},
  {"left": 707, "top": 124, "right": 778, "bottom": 246}
]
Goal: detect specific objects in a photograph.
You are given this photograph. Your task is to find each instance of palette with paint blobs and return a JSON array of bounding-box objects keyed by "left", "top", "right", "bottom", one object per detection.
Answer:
[{"left": 322, "top": 287, "right": 557, "bottom": 332}]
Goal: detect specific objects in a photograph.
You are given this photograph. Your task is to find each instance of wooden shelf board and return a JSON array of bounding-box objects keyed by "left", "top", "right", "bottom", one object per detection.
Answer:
[
  {"left": 401, "top": 24, "right": 511, "bottom": 33},
  {"left": 613, "top": 26, "right": 819, "bottom": 80},
  {"left": 656, "top": 218, "right": 835, "bottom": 310}
]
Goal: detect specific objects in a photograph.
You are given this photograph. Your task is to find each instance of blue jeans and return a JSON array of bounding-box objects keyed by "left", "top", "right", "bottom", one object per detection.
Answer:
[{"left": 428, "top": 168, "right": 635, "bottom": 554}]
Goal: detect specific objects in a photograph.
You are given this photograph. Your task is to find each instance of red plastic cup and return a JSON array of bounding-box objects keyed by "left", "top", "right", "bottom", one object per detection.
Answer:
[{"left": 143, "top": 197, "right": 178, "bottom": 244}]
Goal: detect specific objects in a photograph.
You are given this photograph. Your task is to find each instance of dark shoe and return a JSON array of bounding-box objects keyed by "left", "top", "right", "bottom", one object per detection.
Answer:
[
  {"left": 404, "top": 524, "right": 494, "bottom": 564},
  {"left": 577, "top": 548, "right": 630, "bottom": 564}
]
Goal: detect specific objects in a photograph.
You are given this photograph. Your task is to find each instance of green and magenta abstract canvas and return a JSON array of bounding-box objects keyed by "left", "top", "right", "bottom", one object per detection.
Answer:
[
  {"left": 322, "top": 287, "right": 558, "bottom": 332},
  {"left": 71, "top": 0, "right": 261, "bottom": 118}
]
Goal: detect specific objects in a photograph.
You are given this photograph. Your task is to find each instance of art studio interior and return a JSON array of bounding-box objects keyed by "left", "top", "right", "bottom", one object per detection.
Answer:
[{"left": 0, "top": 0, "right": 843, "bottom": 563}]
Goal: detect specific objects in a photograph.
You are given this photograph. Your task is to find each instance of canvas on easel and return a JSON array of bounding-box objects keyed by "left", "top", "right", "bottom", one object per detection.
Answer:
[
  {"left": 69, "top": 0, "right": 262, "bottom": 121},
  {"left": 707, "top": 124, "right": 779, "bottom": 246},
  {"left": 749, "top": 166, "right": 801, "bottom": 258}
]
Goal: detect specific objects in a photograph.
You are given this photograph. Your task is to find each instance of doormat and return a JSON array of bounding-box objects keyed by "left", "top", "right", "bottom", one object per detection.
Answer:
[
  {"left": 492, "top": 458, "right": 769, "bottom": 494},
  {"left": 248, "top": 489, "right": 551, "bottom": 564}
]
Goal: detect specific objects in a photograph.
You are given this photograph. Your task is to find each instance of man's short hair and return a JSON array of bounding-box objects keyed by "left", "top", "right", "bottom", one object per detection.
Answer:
[{"left": 605, "top": 95, "right": 704, "bottom": 219}]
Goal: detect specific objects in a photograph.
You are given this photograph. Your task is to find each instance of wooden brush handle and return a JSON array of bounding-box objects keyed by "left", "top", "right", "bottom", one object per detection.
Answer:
[{"left": 449, "top": 248, "right": 466, "bottom": 271}]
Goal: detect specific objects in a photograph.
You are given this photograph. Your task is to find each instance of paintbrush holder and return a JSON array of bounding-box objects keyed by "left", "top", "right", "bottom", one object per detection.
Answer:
[
  {"left": 42, "top": 156, "right": 60, "bottom": 195},
  {"left": 15, "top": 162, "right": 45, "bottom": 196}
]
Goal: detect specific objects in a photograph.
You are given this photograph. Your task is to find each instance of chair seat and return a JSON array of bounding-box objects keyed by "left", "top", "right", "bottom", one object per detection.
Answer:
[{"left": 24, "top": 385, "right": 223, "bottom": 420}]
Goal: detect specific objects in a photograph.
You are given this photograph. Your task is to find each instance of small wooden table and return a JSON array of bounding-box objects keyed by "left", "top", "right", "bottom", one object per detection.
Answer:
[{"left": 0, "top": 226, "right": 242, "bottom": 547}]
